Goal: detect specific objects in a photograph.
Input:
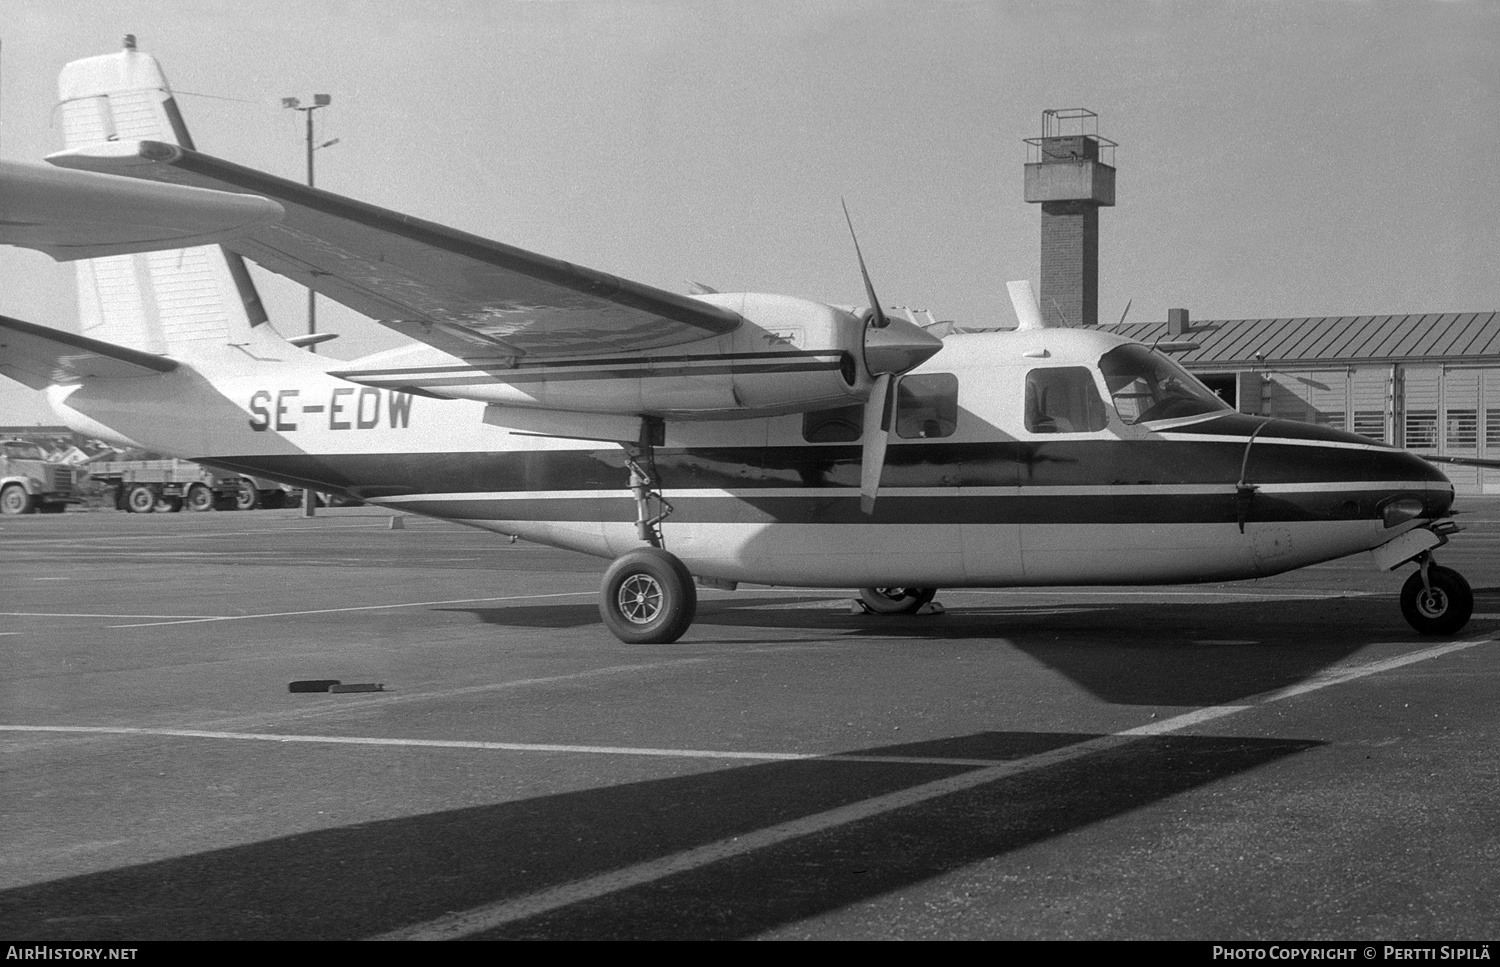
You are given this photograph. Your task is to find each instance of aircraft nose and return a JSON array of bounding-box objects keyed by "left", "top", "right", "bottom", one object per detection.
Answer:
[{"left": 1381, "top": 447, "right": 1455, "bottom": 521}]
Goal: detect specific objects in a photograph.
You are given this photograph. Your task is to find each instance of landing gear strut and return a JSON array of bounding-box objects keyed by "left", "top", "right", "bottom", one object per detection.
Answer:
[
  {"left": 599, "top": 421, "right": 695, "bottom": 644},
  {"left": 1399, "top": 552, "right": 1473, "bottom": 636}
]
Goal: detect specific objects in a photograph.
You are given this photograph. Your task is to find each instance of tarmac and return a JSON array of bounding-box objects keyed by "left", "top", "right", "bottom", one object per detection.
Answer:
[{"left": 2, "top": 501, "right": 1498, "bottom": 940}]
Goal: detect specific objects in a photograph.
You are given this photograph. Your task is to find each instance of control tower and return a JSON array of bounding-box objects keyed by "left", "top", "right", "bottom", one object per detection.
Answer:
[{"left": 1023, "top": 109, "right": 1116, "bottom": 328}]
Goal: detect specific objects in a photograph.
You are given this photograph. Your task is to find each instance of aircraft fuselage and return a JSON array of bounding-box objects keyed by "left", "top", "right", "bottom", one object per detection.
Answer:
[{"left": 47, "top": 325, "right": 1453, "bottom": 590}]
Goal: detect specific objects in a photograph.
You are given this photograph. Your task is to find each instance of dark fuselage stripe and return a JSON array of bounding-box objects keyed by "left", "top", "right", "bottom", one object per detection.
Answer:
[
  {"left": 373, "top": 489, "right": 1439, "bottom": 526},
  {"left": 195, "top": 438, "right": 1452, "bottom": 527}
]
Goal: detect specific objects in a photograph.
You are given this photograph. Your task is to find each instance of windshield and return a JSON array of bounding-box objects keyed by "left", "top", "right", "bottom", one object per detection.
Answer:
[
  {"left": 1, "top": 442, "right": 47, "bottom": 460},
  {"left": 1098, "top": 344, "right": 1231, "bottom": 425}
]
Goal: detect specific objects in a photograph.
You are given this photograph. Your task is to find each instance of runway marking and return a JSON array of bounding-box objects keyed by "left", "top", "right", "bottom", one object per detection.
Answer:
[
  {"left": 0, "top": 522, "right": 401, "bottom": 545},
  {"left": 942, "top": 588, "right": 1374, "bottom": 601},
  {"left": 3, "top": 611, "right": 219, "bottom": 620},
  {"left": 0, "top": 725, "right": 1016, "bottom": 769},
  {"left": 369, "top": 637, "right": 1492, "bottom": 941},
  {"left": 108, "top": 591, "right": 597, "bottom": 628}
]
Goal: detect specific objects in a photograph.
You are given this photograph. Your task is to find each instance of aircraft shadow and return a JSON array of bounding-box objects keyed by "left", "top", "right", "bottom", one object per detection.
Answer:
[
  {"left": 444, "top": 592, "right": 1471, "bottom": 708},
  {"left": 0, "top": 730, "right": 1319, "bottom": 940}
]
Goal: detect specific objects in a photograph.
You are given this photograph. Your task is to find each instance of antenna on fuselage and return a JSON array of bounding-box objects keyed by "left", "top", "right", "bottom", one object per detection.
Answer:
[{"left": 1007, "top": 280, "right": 1048, "bottom": 331}]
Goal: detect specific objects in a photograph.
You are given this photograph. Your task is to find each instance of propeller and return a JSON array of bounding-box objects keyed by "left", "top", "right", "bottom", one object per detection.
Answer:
[
  {"left": 842, "top": 198, "right": 888, "bottom": 330},
  {"left": 840, "top": 201, "right": 943, "bottom": 513}
]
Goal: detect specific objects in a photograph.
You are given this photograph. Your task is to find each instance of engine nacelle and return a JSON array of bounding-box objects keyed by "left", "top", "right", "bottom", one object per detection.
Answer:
[{"left": 336, "top": 293, "right": 880, "bottom": 419}]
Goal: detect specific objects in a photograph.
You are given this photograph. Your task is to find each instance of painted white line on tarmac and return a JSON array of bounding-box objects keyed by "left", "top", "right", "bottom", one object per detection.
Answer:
[
  {"left": 370, "top": 637, "right": 1492, "bottom": 941},
  {"left": 109, "top": 590, "right": 597, "bottom": 628},
  {"left": 0, "top": 725, "right": 1018, "bottom": 769},
  {"left": 3, "top": 611, "right": 219, "bottom": 620},
  {"left": 941, "top": 587, "right": 1374, "bottom": 601},
  {"left": 0, "top": 522, "right": 399, "bottom": 545}
]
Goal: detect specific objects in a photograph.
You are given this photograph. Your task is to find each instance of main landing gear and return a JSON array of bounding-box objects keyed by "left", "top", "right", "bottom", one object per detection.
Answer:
[
  {"left": 1399, "top": 552, "right": 1473, "bottom": 636},
  {"left": 598, "top": 547, "right": 697, "bottom": 644},
  {"left": 858, "top": 587, "right": 938, "bottom": 614},
  {"left": 597, "top": 428, "right": 696, "bottom": 644}
]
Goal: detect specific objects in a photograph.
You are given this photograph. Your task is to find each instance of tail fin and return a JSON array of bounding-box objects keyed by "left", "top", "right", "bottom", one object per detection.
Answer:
[{"left": 57, "top": 37, "right": 270, "bottom": 356}]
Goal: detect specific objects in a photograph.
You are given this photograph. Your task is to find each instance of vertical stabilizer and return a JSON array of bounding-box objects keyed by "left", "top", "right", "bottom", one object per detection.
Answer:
[{"left": 57, "top": 37, "right": 268, "bottom": 356}]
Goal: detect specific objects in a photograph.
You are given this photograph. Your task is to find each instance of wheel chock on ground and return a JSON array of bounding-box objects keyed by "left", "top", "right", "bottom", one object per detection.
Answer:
[
  {"left": 288, "top": 679, "right": 340, "bottom": 693},
  {"left": 329, "top": 683, "right": 385, "bottom": 693},
  {"left": 917, "top": 601, "right": 946, "bottom": 615},
  {"left": 389, "top": 516, "right": 404, "bottom": 530}
]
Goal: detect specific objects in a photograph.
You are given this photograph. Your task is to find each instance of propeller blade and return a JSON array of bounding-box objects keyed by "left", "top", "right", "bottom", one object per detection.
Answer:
[
  {"left": 841, "top": 198, "right": 888, "bottom": 329},
  {"left": 1007, "top": 280, "right": 1046, "bottom": 331},
  {"left": 860, "top": 372, "right": 894, "bottom": 513}
]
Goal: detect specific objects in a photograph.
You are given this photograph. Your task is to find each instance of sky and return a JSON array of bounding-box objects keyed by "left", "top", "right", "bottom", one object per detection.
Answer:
[{"left": 2, "top": 0, "right": 1498, "bottom": 424}]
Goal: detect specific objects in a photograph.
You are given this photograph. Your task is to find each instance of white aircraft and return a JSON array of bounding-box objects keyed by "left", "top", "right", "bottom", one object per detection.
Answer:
[{"left": 0, "top": 41, "right": 1473, "bottom": 643}]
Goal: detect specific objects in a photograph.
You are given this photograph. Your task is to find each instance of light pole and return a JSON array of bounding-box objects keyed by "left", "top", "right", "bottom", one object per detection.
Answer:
[{"left": 283, "top": 94, "right": 334, "bottom": 518}]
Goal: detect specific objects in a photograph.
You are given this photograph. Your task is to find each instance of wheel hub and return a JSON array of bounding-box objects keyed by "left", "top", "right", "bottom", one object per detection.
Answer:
[
  {"left": 1416, "top": 588, "right": 1449, "bottom": 618},
  {"left": 618, "top": 574, "right": 664, "bottom": 624}
]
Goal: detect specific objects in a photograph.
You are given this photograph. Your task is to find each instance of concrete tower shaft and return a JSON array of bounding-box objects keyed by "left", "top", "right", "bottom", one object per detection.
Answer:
[{"left": 1024, "top": 110, "right": 1115, "bottom": 328}]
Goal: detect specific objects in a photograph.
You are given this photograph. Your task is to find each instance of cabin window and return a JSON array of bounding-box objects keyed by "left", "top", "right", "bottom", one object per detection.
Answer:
[
  {"left": 1025, "top": 367, "right": 1108, "bottom": 433},
  {"left": 895, "top": 373, "right": 958, "bottom": 439},
  {"left": 1098, "top": 344, "right": 1231, "bottom": 425},
  {"left": 802, "top": 404, "right": 863, "bottom": 443}
]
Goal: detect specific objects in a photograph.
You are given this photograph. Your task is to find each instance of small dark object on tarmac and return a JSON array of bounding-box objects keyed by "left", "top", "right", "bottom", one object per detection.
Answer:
[
  {"left": 288, "top": 679, "right": 341, "bottom": 693},
  {"left": 329, "top": 683, "right": 385, "bottom": 693}
]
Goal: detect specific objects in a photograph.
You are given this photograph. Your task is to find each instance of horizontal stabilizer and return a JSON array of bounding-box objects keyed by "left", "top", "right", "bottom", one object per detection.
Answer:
[
  {"left": 0, "top": 159, "right": 283, "bottom": 261},
  {"left": 48, "top": 141, "right": 743, "bottom": 359},
  {"left": 0, "top": 315, "right": 177, "bottom": 390}
]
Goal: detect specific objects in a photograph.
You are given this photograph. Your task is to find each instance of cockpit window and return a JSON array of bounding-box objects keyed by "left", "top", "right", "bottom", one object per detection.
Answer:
[
  {"left": 1025, "top": 367, "right": 1109, "bottom": 433},
  {"left": 1098, "top": 344, "right": 1231, "bottom": 425}
]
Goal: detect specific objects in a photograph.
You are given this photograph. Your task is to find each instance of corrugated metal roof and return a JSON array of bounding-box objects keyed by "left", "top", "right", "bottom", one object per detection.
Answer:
[{"left": 1111, "top": 312, "right": 1500, "bottom": 367}]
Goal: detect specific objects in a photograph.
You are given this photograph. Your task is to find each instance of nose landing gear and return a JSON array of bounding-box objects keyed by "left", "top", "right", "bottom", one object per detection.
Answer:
[{"left": 1399, "top": 552, "right": 1473, "bottom": 636}]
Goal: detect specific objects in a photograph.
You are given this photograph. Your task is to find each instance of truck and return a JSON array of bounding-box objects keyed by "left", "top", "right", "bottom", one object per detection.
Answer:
[
  {"left": 86, "top": 458, "right": 302, "bottom": 513},
  {"left": 0, "top": 439, "right": 83, "bottom": 514}
]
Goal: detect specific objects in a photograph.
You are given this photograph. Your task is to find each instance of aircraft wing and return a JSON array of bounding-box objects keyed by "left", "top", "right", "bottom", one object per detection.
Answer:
[
  {"left": 0, "top": 159, "right": 283, "bottom": 261},
  {"left": 47, "top": 142, "right": 743, "bottom": 359},
  {"left": 0, "top": 315, "right": 178, "bottom": 390}
]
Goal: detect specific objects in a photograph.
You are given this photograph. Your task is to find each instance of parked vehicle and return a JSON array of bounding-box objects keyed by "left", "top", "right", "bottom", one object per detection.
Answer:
[
  {"left": 87, "top": 459, "right": 300, "bottom": 512},
  {"left": 0, "top": 439, "right": 82, "bottom": 514}
]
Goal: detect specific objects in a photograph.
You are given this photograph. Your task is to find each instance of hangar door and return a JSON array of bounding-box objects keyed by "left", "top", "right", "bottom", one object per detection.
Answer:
[
  {"left": 1400, "top": 366, "right": 1500, "bottom": 495},
  {"left": 1254, "top": 368, "right": 1392, "bottom": 443},
  {"left": 1258, "top": 369, "right": 1350, "bottom": 426}
]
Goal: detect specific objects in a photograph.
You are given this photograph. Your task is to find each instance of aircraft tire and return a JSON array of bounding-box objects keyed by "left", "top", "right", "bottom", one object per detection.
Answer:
[
  {"left": 599, "top": 547, "right": 697, "bottom": 644},
  {"left": 0, "top": 484, "right": 34, "bottom": 515},
  {"left": 126, "top": 485, "right": 157, "bottom": 514},
  {"left": 1400, "top": 566, "right": 1473, "bottom": 636},
  {"left": 185, "top": 484, "right": 215, "bottom": 512},
  {"left": 859, "top": 587, "right": 937, "bottom": 614}
]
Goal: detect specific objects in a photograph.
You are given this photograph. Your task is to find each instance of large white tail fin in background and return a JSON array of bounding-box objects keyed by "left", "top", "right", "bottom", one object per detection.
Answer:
[{"left": 57, "top": 36, "right": 269, "bottom": 356}]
